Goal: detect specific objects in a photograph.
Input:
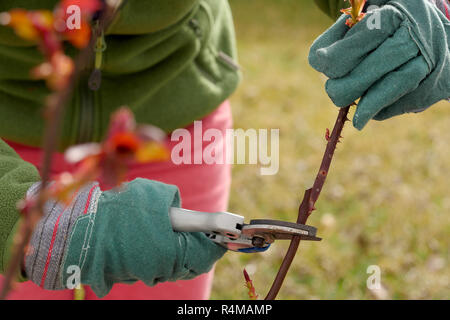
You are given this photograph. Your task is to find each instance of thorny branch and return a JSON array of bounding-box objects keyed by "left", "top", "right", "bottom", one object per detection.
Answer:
[
  {"left": 264, "top": 0, "right": 366, "bottom": 300},
  {"left": 0, "top": 1, "right": 123, "bottom": 300},
  {"left": 265, "top": 106, "right": 351, "bottom": 300}
]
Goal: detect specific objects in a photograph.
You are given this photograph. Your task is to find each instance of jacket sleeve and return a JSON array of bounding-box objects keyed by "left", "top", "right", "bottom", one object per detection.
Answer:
[
  {"left": 0, "top": 139, "right": 40, "bottom": 276},
  {"left": 106, "top": 0, "right": 200, "bottom": 34},
  {"left": 313, "top": 0, "right": 348, "bottom": 20}
]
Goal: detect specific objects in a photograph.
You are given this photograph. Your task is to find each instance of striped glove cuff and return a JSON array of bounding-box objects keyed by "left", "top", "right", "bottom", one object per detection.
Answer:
[
  {"left": 429, "top": 0, "right": 450, "bottom": 20},
  {"left": 24, "top": 182, "right": 102, "bottom": 290}
]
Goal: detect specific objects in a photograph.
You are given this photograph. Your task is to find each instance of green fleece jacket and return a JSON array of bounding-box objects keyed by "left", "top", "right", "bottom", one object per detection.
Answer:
[{"left": 0, "top": 1, "right": 346, "bottom": 277}]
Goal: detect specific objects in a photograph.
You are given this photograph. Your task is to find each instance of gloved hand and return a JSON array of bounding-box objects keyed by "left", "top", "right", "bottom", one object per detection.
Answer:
[
  {"left": 309, "top": 0, "right": 450, "bottom": 130},
  {"left": 24, "top": 178, "right": 226, "bottom": 298}
]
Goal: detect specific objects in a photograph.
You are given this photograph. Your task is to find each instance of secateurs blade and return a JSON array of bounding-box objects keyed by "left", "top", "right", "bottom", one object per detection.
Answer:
[{"left": 169, "top": 208, "right": 321, "bottom": 253}]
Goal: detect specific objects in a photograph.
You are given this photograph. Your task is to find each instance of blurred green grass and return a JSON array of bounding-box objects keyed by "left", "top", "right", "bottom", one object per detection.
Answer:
[{"left": 211, "top": 0, "right": 450, "bottom": 300}]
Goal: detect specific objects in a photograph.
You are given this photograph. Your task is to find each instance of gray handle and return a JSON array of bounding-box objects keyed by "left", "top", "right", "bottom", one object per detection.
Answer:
[{"left": 169, "top": 207, "right": 244, "bottom": 239}]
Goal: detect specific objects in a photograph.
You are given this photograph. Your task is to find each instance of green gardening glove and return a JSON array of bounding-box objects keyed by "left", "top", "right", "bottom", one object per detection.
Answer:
[
  {"left": 24, "top": 178, "right": 226, "bottom": 298},
  {"left": 309, "top": 0, "right": 450, "bottom": 130}
]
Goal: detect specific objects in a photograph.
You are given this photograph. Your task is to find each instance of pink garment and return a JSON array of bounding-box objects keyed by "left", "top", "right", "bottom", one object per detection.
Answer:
[{"left": 1, "top": 100, "right": 232, "bottom": 300}]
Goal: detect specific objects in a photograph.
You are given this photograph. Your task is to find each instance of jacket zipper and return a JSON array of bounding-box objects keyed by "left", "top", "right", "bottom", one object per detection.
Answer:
[{"left": 77, "top": 16, "right": 106, "bottom": 144}]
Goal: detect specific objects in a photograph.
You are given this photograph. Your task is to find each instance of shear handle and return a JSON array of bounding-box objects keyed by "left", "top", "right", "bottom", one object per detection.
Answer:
[{"left": 169, "top": 207, "right": 244, "bottom": 239}]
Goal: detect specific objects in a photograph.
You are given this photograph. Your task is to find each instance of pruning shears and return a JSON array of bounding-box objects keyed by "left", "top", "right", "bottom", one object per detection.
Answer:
[{"left": 169, "top": 208, "right": 321, "bottom": 253}]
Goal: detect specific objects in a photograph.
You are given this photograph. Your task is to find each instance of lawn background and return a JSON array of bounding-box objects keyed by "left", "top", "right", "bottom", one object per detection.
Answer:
[{"left": 211, "top": 0, "right": 449, "bottom": 300}]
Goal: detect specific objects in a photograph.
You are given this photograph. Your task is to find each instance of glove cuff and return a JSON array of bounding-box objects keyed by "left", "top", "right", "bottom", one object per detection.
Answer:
[
  {"left": 431, "top": 0, "right": 450, "bottom": 20},
  {"left": 24, "top": 181, "right": 101, "bottom": 290}
]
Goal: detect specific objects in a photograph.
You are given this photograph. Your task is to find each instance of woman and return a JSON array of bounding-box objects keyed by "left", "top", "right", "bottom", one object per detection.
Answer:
[{"left": 0, "top": 0, "right": 448, "bottom": 299}]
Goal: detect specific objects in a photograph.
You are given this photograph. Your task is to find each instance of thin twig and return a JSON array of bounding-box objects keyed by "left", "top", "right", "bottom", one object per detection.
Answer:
[
  {"left": 265, "top": 106, "right": 350, "bottom": 300},
  {"left": 264, "top": 0, "right": 366, "bottom": 299}
]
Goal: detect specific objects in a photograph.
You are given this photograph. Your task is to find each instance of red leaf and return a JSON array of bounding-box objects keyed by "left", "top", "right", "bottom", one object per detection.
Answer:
[{"left": 243, "top": 268, "right": 258, "bottom": 300}]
